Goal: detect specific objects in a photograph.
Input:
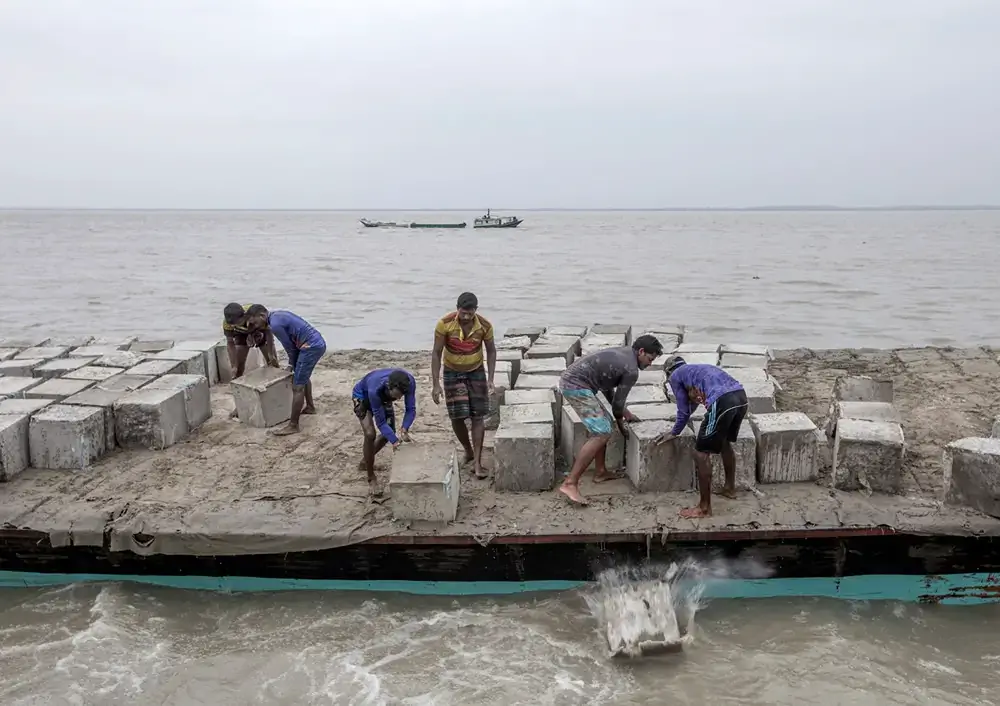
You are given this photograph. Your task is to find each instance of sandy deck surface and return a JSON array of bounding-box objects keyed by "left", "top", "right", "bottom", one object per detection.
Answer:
[{"left": 1, "top": 347, "right": 999, "bottom": 556}]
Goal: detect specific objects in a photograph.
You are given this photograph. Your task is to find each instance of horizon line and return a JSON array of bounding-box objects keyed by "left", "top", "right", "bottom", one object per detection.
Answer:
[{"left": 1, "top": 205, "right": 1000, "bottom": 213}]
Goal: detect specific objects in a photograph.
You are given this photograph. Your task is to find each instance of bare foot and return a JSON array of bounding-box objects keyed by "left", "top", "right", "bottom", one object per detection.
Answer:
[
  {"left": 593, "top": 470, "right": 625, "bottom": 483},
  {"left": 679, "top": 506, "right": 711, "bottom": 519},
  {"left": 558, "top": 484, "right": 590, "bottom": 506},
  {"left": 716, "top": 487, "right": 738, "bottom": 499},
  {"left": 301, "top": 405, "right": 317, "bottom": 415},
  {"left": 229, "top": 408, "right": 239, "bottom": 420},
  {"left": 474, "top": 463, "right": 488, "bottom": 479},
  {"left": 270, "top": 424, "right": 300, "bottom": 436},
  {"left": 368, "top": 480, "right": 383, "bottom": 498}
]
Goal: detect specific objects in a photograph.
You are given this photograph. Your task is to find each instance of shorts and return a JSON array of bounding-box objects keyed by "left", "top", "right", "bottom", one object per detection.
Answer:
[
  {"left": 696, "top": 389, "right": 749, "bottom": 454},
  {"left": 353, "top": 396, "right": 395, "bottom": 431},
  {"left": 443, "top": 366, "right": 489, "bottom": 421},
  {"left": 288, "top": 344, "right": 326, "bottom": 386},
  {"left": 561, "top": 387, "right": 613, "bottom": 437}
]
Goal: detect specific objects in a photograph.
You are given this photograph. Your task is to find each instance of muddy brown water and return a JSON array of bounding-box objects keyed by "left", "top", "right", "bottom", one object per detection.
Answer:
[{"left": 2, "top": 209, "right": 1000, "bottom": 704}]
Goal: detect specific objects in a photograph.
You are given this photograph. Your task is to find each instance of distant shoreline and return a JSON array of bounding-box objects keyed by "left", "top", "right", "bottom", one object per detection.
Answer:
[{"left": 2, "top": 205, "right": 999, "bottom": 213}]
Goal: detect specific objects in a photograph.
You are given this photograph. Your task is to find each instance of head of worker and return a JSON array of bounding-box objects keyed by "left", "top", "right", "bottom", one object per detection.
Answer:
[
  {"left": 386, "top": 370, "right": 411, "bottom": 401},
  {"left": 244, "top": 304, "right": 270, "bottom": 333},
  {"left": 224, "top": 302, "right": 248, "bottom": 330},
  {"left": 455, "top": 292, "right": 478, "bottom": 324},
  {"left": 631, "top": 334, "right": 664, "bottom": 370},
  {"left": 663, "top": 355, "right": 686, "bottom": 396}
]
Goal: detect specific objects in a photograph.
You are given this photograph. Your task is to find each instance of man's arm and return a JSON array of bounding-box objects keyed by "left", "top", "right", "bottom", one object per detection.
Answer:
[
  {"left": 611, "top": 371, "right": 638, "bottom": 423},
  {"left": 367, "top": 380, "right": 399, "bottom": 444},
  {"left": 431, "top": 329, "right": 446, "bottom": 398},
  {"left": 262, "top": 330, "right": 281, "bottom": 368},
  {"left": 484, "top": 337, "right": 496, "bottom": 383},
  {"left": 670, "top": 380, "right": 690, "bottom": 436},
  {"left": 402, "top": 372, "right": 417, "bottom": 431}
]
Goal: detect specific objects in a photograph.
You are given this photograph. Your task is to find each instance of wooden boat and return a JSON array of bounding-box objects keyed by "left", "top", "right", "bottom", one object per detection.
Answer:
[
  {"left": 409, "top": 222, "right": 467, "bottom": 229},
  {"left": 360, "top": 218, "right": 467, "bottom": 229},
  {"left": 474, "top": 209, "right": 522, "bottom": 229}
]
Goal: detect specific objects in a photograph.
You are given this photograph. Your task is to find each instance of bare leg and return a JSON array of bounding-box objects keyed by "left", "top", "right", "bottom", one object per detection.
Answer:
[
  {"left": 272, "top": 384, "right": 305, "bottom": 435},
  {"left": 593, "top": 444, "right": 624, "bottom": 482},
  {"left": 228, "top": 342, "right": 249, "bottom": 419},
  {"left": 718, "top": 441, "right": 737, "bottom": 498},
  {"left": 559, "top": 435, "right": 611, "bottom": 506},
  {"left": 451, "top": 419, "right": 474, "bottom": 465},
  {"left": 302, "top": 381, "right": 316, "bottom": 414},
  {"left": 680, "top": 451, "right": 713, "bottom": 518},
  {"left": 470, "top": 417, "right": 487, "bottom": 478}
]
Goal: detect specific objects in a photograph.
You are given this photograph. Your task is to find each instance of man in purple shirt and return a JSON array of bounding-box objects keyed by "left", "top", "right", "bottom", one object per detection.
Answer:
[
  {"left": 245, "top": 304, "right": 327, "bottom": 436},
  {"left": 657, "top": 356, "right": 748, "bottom": 518},
  {"left": 352, "top": 368, "right": 417, "bottom": 495}
]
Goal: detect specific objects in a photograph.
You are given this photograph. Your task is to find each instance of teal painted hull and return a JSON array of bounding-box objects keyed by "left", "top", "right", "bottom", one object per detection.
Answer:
[{"left": 2, "top": 570, "right": 998, "bottom": 604}]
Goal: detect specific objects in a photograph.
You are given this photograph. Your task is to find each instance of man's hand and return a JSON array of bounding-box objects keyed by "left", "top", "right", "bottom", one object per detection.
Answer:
[
  {"left": 400, "top": 429, "right": 412, "bottom": 443},
  {"left": 623, "top": 409, "right": 639, "bottom": 424},
  {"left": 267, "top": 359, "right": 280, "bottom": 369},
  {"left": 487, "top": 380, "right": 495, "bottom": 396},
  {"left": 654, "top": 432, "right": 676, "bottom": 445},
  {"left": 432, "top": 384, "right": 442, "bottom": 405},
  {"left": 616, "top": 418, "right": 630, "bottom": 438},
  {"left": 392, "top": 440, "right": 402, "bottom": 450}
]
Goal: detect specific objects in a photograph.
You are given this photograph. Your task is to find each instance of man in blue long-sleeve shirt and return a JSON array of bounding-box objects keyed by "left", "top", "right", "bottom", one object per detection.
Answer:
[
  {"left": 352, "top": 368, "right": 417, "bottom": 495},
  {"left": 657, "top": 356, "right": 748, "bottom": 519}
]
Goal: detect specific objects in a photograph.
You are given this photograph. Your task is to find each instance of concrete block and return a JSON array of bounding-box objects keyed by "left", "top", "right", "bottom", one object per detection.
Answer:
[
  {"left": 0, "top": 348, "right": 19, "bottom": 362},
  {"left": 98, "top": 374, "right": 155, "bottom": 392},
  {"left": 634, "top": 323, "right": 685, "bottom": 338},
  {"left": 560, "top": 402, "right": 625, "bottom": 472},
  {"left": 216, "top": 343, "right": 234, "bottom": 384},
  {"left": 62, "top": 387, "right": 131, "bottom": 451},
  {"left": 496, "top": 349, "right": 523, "bottom": 380},
  {"left": 751, "top": 412, "right": 819, "bottom": 483},
  {"left": 826, "top": 400, "right": 902, "bottom": 438},
  {"left": 0, "top": 336, "right": 50, "bottom": 349},
  {"left": 486, "top": 369, "right": 512, "bottom": 431},
  {"left": 25, "top": 378, "right": 95, "bottom": 401},
  {"left": 625, "top": 421, "right": 696, "bottom": 492},
  {"left": 675, "top": 342, "right": 721, "bottom": 355},
  {"left": 114, "top": 387, "right": 189, "bottom": 450},
  {"left": 33, "top": 357, "right": 97, "bottom": 380},
  {"left": 638, "top": 332, "right": 681, "bottom": 352},
  {"left": 723, "top": 367, "right": 769, "bottom": 384},
  {"left": 129, "top": 340, "right": 174, "bottom": 353},
  {"left": 494, "top": 423, "right": 556, "bottom": 491},
  {"left": 0, "top": 414, "right": 30, "bottom": 480},
  {"left": 636, "top": 369, "right": 665, "bottom": 386},
  {"left": 535, "top": 333, "right": 582, "bottom": 352},
  {"left": 497, "top": 336, "right": 532, "bottom": 352},
  {"left": 679, "top": 352, "right": 719, "bottom": 366},
  {"left": 514, "top": 373, "right": 562, "bottom": 392},
  {"left": 126, "top": 359, "right": 185, "bottom": 377},
  {"left": 721, "top": 343, "right": 771, "bottom": 358},
  {"left": 389, "top": 442, "right": 460, "bottom": 523},
  {"left": 0, "top": 359, "right": 45, "bottom": 378},
  {"left": 68, "top": 345, "right": 122, "bottom": 358},
  {"left": 546, "top": 325, "right": 588, "bottom": 338},
  {"left": 590, "top": 323, "right": 631, "bottom": 338},
  {"left": 0, "top": 376, "right": 43, "bottom": 399},
  {"left": 993, "top": 416, "right": 1000, "bottom": 439},
  {"left": 15, "top": 346, "right": 69, "bottom": 361},
  {"left": 627, "top": 385, "right": 667, "bottom": 406},
  {"left": 62, "top": 365, "right": 121, "bottom": 382},
  {"left": 150, "top": 349, "right": 207, "bottom": 377},
  {"left": 146, "top": 374, "right": 212, "bottom": 429},
  {"left": 520, "top": 357, "right": 566, "bottom": 375},
  {"left": 499, "top": 402, "right": 554, "bottom": 427},
  {"left": 832, "top": 419, "right": 905, "bottom": 493},
  {"left": 649, "top": 354, "right": 671, "bottom": 371},
  {"left": 744, "top": 380, "right": 777, "bottom": 414},
  {"left": 231, "top": 367, "right": 293, "bottom": 428},
  {"left": 943, "top": 437, "right": 1000, "bottom": 517},
  {"left": 94, "top": 351, "right": 148, "bottom": 369},
  {"left": 29, "top": 404, "right": 107, "bottom": 470},
  {"left": 174, "top": 339, "right": 223, "bottom": 385},
  {"left": 526, "top": 340, "right": 578, "bottom": 366},
  {"left": 494, "top": 360, "right": 517, "bottom": 386},
  {"left": 720, "top": 352, "right": 769, "bottom": 369},
  {"left": 0, "top": 398, "right": 53, "bottom": 416},
  {"left": 503, "top": 326, "right": 546, "bottom": 342},
  {"left": 834, "top": 375, "right": 893, "bottom": 403},
  {"left": 709, "top": 423, "right": 757, "bottom": 491},
  {"left": 49, "top": 335, "right": 95, "bottom": 348},
  {"left": 580, "top": 333, "right": 625, "bottom": 356},
  {"left": 505, "top": 388, "right": 560, "bottom": 431},
  {"left": 89, "top": 335, "right": 138, "bottom": 350}
]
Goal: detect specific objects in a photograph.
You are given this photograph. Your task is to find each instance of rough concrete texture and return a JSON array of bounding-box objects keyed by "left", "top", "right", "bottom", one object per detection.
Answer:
[
  {"left": 114, "top": 387, "right": 190, "bottom": 450},
  {"left": 68, "top": 345, "right": 122, "bottom": 358},
  {"left": 150, "top": 349, "right": 207, "bottom": 377},
  {"left": 499, "top": 402, "right": 554, "bottom": 426},
  {"left": 16, "top": 346, "right": 69, "bottom": 361},
  {"left": 389, "top": 442, "right": 460, "bottom": 523},
  {"left": 636, "top": 369, "right": 665, "bottom": 386},
  {"left": 635, "top": 323, "right": 685, "bottom": 337},
  {"left": 627, "top": 385, "right": 667, "bottom": 406},
  {"left": 994, "top": 416, "right": 1000, "bottom": 439},
  {"left": 724, "top": 367, "right": 770, "bottom": 384},
  {"left": 625, "top": 421, "right": 696, "bottom": 492},
  {"left": 649, "top": 354, "right": 671, "bottom": 371},
  {"left": 833, "top": 375, "right": 894, "bottom": 403},
  {"left": 146, "top": 374, "right": 213, "bottom": 429},
  {"left": 627, "top": 403, "right": 705, "bottom": 424},
  {"left": 505, "top": 388, "right": 561, "bottom": 431},
  {"left": 494, "top": 422, "right": 555, "bottom": 491},
  {"left": 560, "top": 402, "right": 625, "bottom": 472},
  {"left": 751, "top": 412, "right": 819, "bottom": 483},
  {"left": 216, "top": 343, "right": 233, "bottom": 384},
  {"left": 95, "top": 351, "right": 148, "bottom": 369},
  {"left": 526, "top": 341, "right": 577, "bottom": 366},
  {"left": 0, "top": 414, "right": 30, "bottom": 481},
  {"left": 0, "top": 398, "right": 53, "bottom": 416},
  {"left": 29, "top": 404, "right": 107, "bottom": 470},
  {"left": 545, "top": 326, "right": 588, "bottom": 338},
  {"left": 0, "top": 376, "right": 43, "bottom": 399},
  {"left": 678, "top": 352, "right": 719, "bottom": 366},
  {"left": 0, "top": 359, "right": 45, "bottom": 378},
  {"left": 62, "top": 387, "right": 130, "bottom": 452},
  {"left": 89, "top": 335, "right": 138, "bottom": 350},
  {"left": 497, "top": 336, "right": 532, "bottom": 352},
  {"left": 832, "top": 418, "right": 905, "bottom": 493},
  {"left": 514, "top": 373, "right": 562, "bottom": 391},
  {"left": 503, "top": 326, "right": 545, "bottom": 342},
  {"left": 25, "top": 378, "right": 95, "bottom": 401},
  {"left": 0, "top": 336, "right": 50, "bottom": 349},
  {"left": 0, "top": 348, "right": 21, "bottom": 362},
  {"left": 98, "top": 373, "right": 155, "bottom": 392},
  {"left": 520, "top": 357, "right": 567, "bottom": 375},
  {"left": 174, "top": 340, "right": 222, "bottom": 385},
  {"left": 638, "top": 332, "right": 681, "bottom": 352},
  {"left": 126, "top": 359, "right": 185, "bottom": 377},
  {"left": 495, "top": 349, "right": 523, "bottom": 378},
  {"left": 129, "top": 340, "right": 174, "bottom": 354},
  {"left": 486, "top": 368, "right": 511, "bottom": 431},
  {"left": 826, "top": 400, "right": 902, "bottom": 438},
  {"left": 62, "top": 365, "right": 121, "bottom": 382},
  {"left": 710, "top": 422, "right": 757, "bottom": 491},
  {"left": 231, "top": 367, "right": 293, "bottom": 428},
  {"left": 744, "top": 380, "right": 777, "bottom": 414},
  {"left": 721, "top": 352, "right": 769, "bottom": 369},
  {"left": 943, "top": 437, "right": 1000, "bottom": 518},
  {"left": 33, "top": 357, "right": 97, "bottom": 380},
  {"left": 675, "top": 342, "right": 721, "bottom": 355},
  {"left": 590, "top": 324, "right": 631, "bottom": 338},
  {"left": 721, "top": 343, "right": 771, "bottom": 357}
]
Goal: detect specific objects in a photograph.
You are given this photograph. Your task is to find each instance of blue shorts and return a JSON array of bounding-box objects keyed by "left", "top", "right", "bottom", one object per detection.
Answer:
[
  {"left": 288, "top": 344, "right": 325, "bottom": 386},
  {"left": 561, "top": 388, "right": 613, "bottom": 437}
]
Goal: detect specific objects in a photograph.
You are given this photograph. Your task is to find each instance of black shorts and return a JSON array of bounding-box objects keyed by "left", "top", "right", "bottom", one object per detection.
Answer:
[
  {"left": 696, "top": 390, "right": 749, "bottom": 454},
  {"left": 353, "top": 397, "right": 395, "bottom": 431}
]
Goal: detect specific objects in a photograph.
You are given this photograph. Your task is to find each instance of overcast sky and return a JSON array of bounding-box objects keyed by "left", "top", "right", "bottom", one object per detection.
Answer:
[{"left": 1, "top": 0, "right": 998, "bottom": 209}]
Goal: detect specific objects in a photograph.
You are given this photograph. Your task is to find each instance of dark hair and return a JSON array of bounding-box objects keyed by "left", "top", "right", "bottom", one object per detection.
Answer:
[
  {"left": 245, "top": 304, "right": 268, "bottom": 318},
  {"left": 224, "top": 302, "right": 246, "bottom": 325},
  {"left": 456, "top": 292, "right": 478, "bottom": 310},
  {"left": 632, "top": 334, "right": 664, "bottom": 358},
  {"left": 666, "top": 355, "right": 686, "bottom": 375},
  {"left": 387, "top": 370, "right": 411, "bottom": 393}
]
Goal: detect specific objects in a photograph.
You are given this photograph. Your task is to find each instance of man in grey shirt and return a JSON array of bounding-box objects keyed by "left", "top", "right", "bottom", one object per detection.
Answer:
[{"left": 558, "top": 334, "right": 664, "bottom": 505}]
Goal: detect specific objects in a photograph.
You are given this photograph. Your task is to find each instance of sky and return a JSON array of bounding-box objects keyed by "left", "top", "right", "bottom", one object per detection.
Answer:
[{"left": 1, "top": 0, "right": 998, "bottom": 209}]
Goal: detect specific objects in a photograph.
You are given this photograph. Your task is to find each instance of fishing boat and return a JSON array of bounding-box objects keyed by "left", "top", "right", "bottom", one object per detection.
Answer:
[
  {"left": 474, "top": 209, "right": 523, "bottom": 229},
  {"left": 409, "top": 222, "right": 467, "bottom": 229},
  {"left": 360, "top": 218, "right": 467, "bottom": 229}
]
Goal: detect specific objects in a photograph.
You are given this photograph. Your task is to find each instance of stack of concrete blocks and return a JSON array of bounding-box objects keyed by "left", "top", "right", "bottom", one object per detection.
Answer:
[
  {"left": 673, "top": 341, "right": 721, "bottom": 366},
  {"left": 389, "top": 442, "right": 461, "bottom": 523},
  {"left": 580, "top": 325, "right": 629, "bottom": 356},
  {"left": 524, "top": 326, "right": 585, "bottom": 366},
  {"left": 230, "top": 366, "right": 294, "bottom": 428},
  {"left": 720, "top": 344, "right": 777, "bottom": 414},
  {"left": 942, "top": 437, "right": 1000, "bottom": 519},
  {"left": 750, "top": 412, "right": 820, "bottom": 484},
  {"left": 824, "top": 375, "right": 906, "bottom": 494},
  {"left": 494, "top": 371, "right": 558, "bottom": 491},
  {"left": 632, "top": 325, "right": 684, "bottom": 366}
]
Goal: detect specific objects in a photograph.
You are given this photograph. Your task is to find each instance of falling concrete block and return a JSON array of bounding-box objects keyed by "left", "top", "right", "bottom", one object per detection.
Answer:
[
  {"left": 943, "top": 437, "right": 1000, "bottom": 518},
  {"left": 720, "top": 352, "right": 769, "bottom": 369},
  {"left": 29, "top": 404, "right": 107, "bottom": 470},
  {"left": 68, "top": 345, "right": 122, "bottom": 359},
  {"left": 25, "top": 378, "right": 95, "bottom": 401},
  {"left": 503, "top": 326, "right": 546, "bottom": 342},
  {"left": 173, "top": 340, "right": 223, "bottom": 385},
  {"left": 723, "top": 367, "right": 769, "bottom": 384},
  {"left": 709, "top": 423, "right": 757, "bottom": 491},
  {"left": 505, "top": 388, "right": 560, "bottom": 431},
  {"left": 526, "top": 340, "right": 578, "bottom": 366},
  {"left": 62, "top": 365, "right": 121, "bottom": 383},
  {"left": 546, "top": 325, "right": 588, "bottom": 338},
  {"left": 604, "top": 578, "right": 684, "bottom": 659},
  {"left": 231, "top": 367, "right": 293, "bottom": 428},
  {"left": 129, "top": 340, "right": 174, "bottom": 354},
  {"left": 98, "top": 374, "right": 155, "bottom": 392},
  {"left": 389, "top": 442, "right": 460, "bottom": 523},
  {"left": 636, "top": 369, "right": 665, "bottom": 386},
  {"left": 520, "top": 357, "right": 567, "bottom": 375},
  {"left": 114, "top": 387, "right": 189, "bottom": 450},
  {"left": 0, "top": 376, "right": 43, "bottom": 399},
  {"left": 832, "top": 419, "right": 905, "bottom": 493},
  {"left": 62, "top": 387, "right": 131, "bottom": 451},
  {"left": 94, "top": 351, "right": 147, "bottom": 369},
  {"left": 0, "top": 414, "right": 30, "bottom": 481},
  {"left": 560, "top": 402, "right": 625, "bottom": 472},
  {"left": 494, "top": 423, "right": 556, "bottom": 491},
  {"left": 126, "top": 359, "right": 185, "bottom": 377},
  {"left": 15, "top": 346, "right": 69, "bottom": 362},
  {"left": 0, "top": 359, "right": 45, "bottom": 378},
  {"left": 625, "top": 420, "right": 696, "bottom": 492},
  {"left": 833, "top": 375, "right": 893, "bottom": 403},
  {"left": 33, "top": 357, "right": 97, "bottom": 380},
  {"left": 751, "top": 412, "right": 819, "bottom": 483},
  {"left": 514, "top": 373, "right": 562, "bottom": 392},
  {"left": 627, "top": 385, "right": 667, "bottom": 406},
  {"left": 149, "top": 349, "right": 207, "bottom": 377},
  {"left": 0, "top": 398, "right": 53, "bottom": 416},
  {"left": 744, "top": 380, "right": 777, "bottom": 414},
  {"left": 499, "top": 402, "right": 554, "bottom": 427},
  {"left": 0, "top": 348, "right": 20, "bottom": 362},
  {"left": 497, "top": 336, "right": 532, "bottom": 352},
  {"left": 145, "top": 374, "right": 212, "bottom": 429}
]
